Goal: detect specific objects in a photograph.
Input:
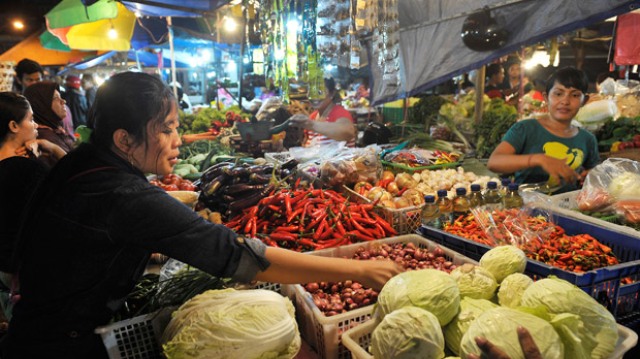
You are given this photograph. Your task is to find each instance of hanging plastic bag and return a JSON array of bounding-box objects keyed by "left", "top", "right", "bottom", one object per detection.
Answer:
[{"left": 614, "top": 12, "right": 640, "bottom": 65}]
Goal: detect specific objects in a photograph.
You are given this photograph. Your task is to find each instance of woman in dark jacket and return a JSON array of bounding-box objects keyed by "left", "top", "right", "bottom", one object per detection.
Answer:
[
  {"left": 23, "top": 81, "right": 75, "bottom": 168},
  {"left": 1, "top": 72, "right": 403, "bottom": 358}
]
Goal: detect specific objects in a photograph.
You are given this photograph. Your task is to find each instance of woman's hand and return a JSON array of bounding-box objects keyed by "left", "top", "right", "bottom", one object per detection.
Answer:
[
  {"left": 354, "top": 260, "right": 404, "bottom": 291},
  {"left": 536, "top": 154, "right": 579, "bottom": 184},
  {"left": 467, "top": 326, "right": 542, "bottom": 359},
  {"left": 289, "top": 114, "right": 314, "bottom": 130},
  {"left": 24, "top": 139, "right": 67, "bottom": 160}
]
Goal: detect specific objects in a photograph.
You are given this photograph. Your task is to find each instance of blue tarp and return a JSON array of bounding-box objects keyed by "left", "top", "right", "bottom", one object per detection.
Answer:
[
  {"left": 122, "top": 0, "right": 228, "bottom": 17},
  {"left": 67, "top": 50, "right": 189, "bottom": 70}
]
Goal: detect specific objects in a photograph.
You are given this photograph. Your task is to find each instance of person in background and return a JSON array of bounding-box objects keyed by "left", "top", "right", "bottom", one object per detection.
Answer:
[
  {"left": 0, "top": 92, "right": 66, "bottom": 331},
  {"left": 0, "top": 72, "right": 403, "bottom": 358},
  {"left": 487, "top": 67, "right": 599, "bottom": 194},
  {"left": 501, "top": 56, "right": 528, "bottom": 105},
  {"left": 63, "top": 75, "right": 88, "bottom": 129},
  {"left": 485, "top": 63, "right": 505, "bottom": 99},
  {"left": 81, "top": 74, "right": 97, "bottom": 111},
  {"left": 289, "top": 77, "right": 356, "bottom": 147},
  {"left": 355, "top": 78, "right": 370, "bottom": 100},
  {"left": 23, "top": 82, "right": 75, "bottom": 168},
  {"left": 13, "top": 59, "right": 43, "bottom": 95}
]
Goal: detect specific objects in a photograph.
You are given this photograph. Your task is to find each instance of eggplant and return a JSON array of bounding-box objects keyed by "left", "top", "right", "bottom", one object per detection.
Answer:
[
  {"left": 225, "top": 183, "right": 268, "bottom": 195},
  {"left": 202, "top": 162, "right": 233, "bottom": 182},
  {"left": 202, "top": 174, "right": 228, "bottom": 196},
  {"left": 249, "top": 173, "right": 272, "bottom": 184},
  {"left": 280, "top": 158, "right": 299, "bottom": 170},
  {"left": 228, "top": 184, "right": 275, "bottom": 213},
  {"left": 249, "top": 164, "right": 275, "bottom": 174}
]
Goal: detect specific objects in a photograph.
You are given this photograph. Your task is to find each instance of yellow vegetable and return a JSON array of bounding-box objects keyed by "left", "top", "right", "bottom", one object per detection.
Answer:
[{"left": 610, "top": 141, "right": 621, "bottom": 152}]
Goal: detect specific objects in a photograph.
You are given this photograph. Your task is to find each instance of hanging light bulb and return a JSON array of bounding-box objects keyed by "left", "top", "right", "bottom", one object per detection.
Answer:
[{"left": 108, "top": 22, "right": 118, "bottom": 39}]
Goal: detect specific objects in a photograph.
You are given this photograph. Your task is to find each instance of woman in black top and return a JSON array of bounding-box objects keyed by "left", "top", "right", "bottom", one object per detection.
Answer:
[
  {"left": 1, "top": 73, "right": 403, "bottom": 358},
  {"left": 0, "top": 92, "right": 66, "bottom": 327},
  {"left": 23, "top": 82, "right": 76, "bottom": 169}
]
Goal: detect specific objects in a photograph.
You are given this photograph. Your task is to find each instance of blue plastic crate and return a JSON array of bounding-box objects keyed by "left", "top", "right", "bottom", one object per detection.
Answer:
[{"left": 418, "top": 209, "right": 640, "bottom": 320}]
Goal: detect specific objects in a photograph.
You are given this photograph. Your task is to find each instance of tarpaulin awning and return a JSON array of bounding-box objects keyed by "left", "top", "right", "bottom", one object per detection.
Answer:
[
  {"left": 0, "top": 32, "right": 95, "bottom": 66},
  {"left": 370, "top": 0, "right": 640, "bottom": 105},
  {"left": 66, "top": 50, "right": 189, "bottom": 70},
  {"left": 121, "top": 0, "right": 229, "bottom": 17}
]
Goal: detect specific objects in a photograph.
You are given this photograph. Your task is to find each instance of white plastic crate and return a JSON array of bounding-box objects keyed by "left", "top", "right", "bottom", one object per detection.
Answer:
[
  {"left": 342, "top": 319, "right": 638, "bottom": 359},
  {"left": 95, "top": 282, "right": 290, "bottom": 359},
  {"left": 549, "top": 191, "right": 640, "bottom": 238},
  {"left": 95, "top": 307, "right": 174, "bottom": 359},
  {"left": 343, "top": 185, "right": 425, "bottom": 235},
  {"left": 265, "top": 151, "right": 293, "bottom": 165},
  {"left": 286, "top": 234, "right": 478, "bottom": 359}
]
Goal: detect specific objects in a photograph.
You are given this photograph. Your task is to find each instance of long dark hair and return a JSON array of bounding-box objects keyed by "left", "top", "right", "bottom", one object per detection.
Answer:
[
  {"left": 88, "top": 72, "right": 175, "bottom": 150},
  {"left": 23, "top": 82, "right": 62, "bottom": 129},
  {"left": 0, "top": 92, "right": 31, "bottom": 144}
]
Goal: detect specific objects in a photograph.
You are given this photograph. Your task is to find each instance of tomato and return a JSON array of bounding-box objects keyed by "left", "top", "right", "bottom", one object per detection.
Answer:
[
  {"left": 178, "top": 182, "right": 196, "bottom": 191},
  {"left": 164, "top": 184, "right": 179, "bottom": 191}
]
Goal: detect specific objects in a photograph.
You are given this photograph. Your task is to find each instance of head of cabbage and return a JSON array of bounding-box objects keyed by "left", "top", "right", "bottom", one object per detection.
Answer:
[
  {"left": 460, "top": 307, "right": 564, "bottom": 359},
  {"left": 371, "top": 306, "right": 445, "bottom": 359},
  {"left": 479, "top": 245, "right": 527, "bottom": 283},
  {"left": 161, "top": 288, "right": 300, "bottom": 359},
  {"left": 443, "top": 297, "right": 498, "bottom": 356},
  {"left": 497, "top": 273, "right": 533, "bottom": 308},
  {"left": 376, "top": 269, "right": 460, "bottom": 326},
  {"left": 450, "top": 263, "right": 497, "bottom": 300},
  {"left": 520, "top": 277, "right": 618, "bottom": 359}
]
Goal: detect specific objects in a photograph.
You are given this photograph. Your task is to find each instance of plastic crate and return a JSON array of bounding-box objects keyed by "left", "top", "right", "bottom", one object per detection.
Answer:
[
  {"left": 286, "top": 234, "right": 478, "bottom": 359},
  {"left": 265, "top": 151, "right": 293, "bottom": 165},
  {"left": 419, "top": 209, "right": 640, "bottom": 320},
  {"left": 95, "top": 307, "right": 174, "bottom": 359},
  {"left": 95, "top": 282, "right": 289, "bottom": 359},
  {"left": 342, "top": 186, "right": 425, "bottom": 235},
  {"left": 548, "top": 190, "right": 640, "bottom": 238},
  {"left": 342, "top": 319, "right": 637, "bottom": 359}
]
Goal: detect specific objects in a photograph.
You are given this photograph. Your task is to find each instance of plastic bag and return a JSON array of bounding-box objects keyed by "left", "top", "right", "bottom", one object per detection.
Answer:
[
  {"left": 255, "top": 96, "right": 284, "bottom": 121},
  {"left": 319, "top": 145, "right": 382, "bottom": 188},
  {"left": 469, "top": 207, "right": 555, "bottom": 248},
  {"left": 576, "top": 158, "right": 640, "bottom": 214}
]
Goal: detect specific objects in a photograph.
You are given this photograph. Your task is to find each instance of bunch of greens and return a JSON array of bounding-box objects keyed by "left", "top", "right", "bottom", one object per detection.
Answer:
[
  {"left": 407, "top": 95, "right": 451, "bottom": 128},
  {"left": 474, "top": 98, "right": 518, "bottom": 158},
  {"left": 596, "top": 116, "right": 640, "bottom": 150}
]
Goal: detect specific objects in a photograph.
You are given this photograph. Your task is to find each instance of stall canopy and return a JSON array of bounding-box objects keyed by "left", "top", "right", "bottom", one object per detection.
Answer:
[
  {"left": 0, "top": 32, "right": 95, "bottom": 66},
  {"left": 80, "top": 0, "right": 230, "bottom": 17},
  {"left": 370, "top": 0, "right": 640, "bottom": 105},
  {"left": 64, "top": 49, "right": 189, "bottom": 70}
]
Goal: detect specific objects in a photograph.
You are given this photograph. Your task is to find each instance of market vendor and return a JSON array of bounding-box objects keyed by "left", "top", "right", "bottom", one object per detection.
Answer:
[
  {"left": 289, "top": 77, "right": 356, "bottom": 147},
  {"left": 1, "top": 72, "right": 403, "bottom": 358},
  {"left": 487, "top": 67, "right": 600, "bottom": 194}
]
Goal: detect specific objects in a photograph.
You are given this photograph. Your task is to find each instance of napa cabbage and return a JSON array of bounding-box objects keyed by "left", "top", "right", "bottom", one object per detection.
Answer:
[{"left": 162, "top": 288, "right": 301, "bottom": 359}]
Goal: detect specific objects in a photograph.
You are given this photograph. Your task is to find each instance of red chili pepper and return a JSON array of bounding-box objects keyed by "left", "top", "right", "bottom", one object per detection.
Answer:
[
  {"left": 270, "top": 232, "right": 298, "bottom": 241},
  {"left": 371, "top": 212, "right": 397, "bottom": 236}
]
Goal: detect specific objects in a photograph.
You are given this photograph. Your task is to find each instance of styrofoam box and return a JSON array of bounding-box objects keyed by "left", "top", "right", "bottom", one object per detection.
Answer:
[
  {"left": 342, "top": 319, "right": 638, "bottom": 359},
  {"left": 548, "top": 190, "right": 640, "bottom": 238},
  {"left": 285, "top": 234, "right": 478, "bottom": 359}
]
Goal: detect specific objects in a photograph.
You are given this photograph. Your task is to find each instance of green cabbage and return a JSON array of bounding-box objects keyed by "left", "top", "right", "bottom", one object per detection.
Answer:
[
  {"left": 479, "top": 245, "right": 527, "bottom": 283},
  {"left": 450, "top": 263, "right": 497, "bottom": 300},
  {"left": 498, "top": 273, "right": 533, "bottom": 308},
  {"left": 520, "top": 277, "right": 618, "bottom": 359},
  {"left": 608, "top": 171, "right": 640, "bottom": 198},
  {"left": 376, "top": 269, "right": 460, "bottom": 326},
  {"left": 443, "top": 297, "right": 498, "bottom": 356},
  {"left": 162, "top": 288, "right": 301, "bottom": 359},
  {"left": 460, "top": 307, "right": 564, "bottom": 359},
  {"left": 371, "top": 306, "right": 445, "bottom": 359},
  {"left": 549, "top": 313, "right": 599, "bottom": 359}
]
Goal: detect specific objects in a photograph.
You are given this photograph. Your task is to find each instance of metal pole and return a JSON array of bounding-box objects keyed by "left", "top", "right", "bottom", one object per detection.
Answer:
[
  {"left": 168, "top": 16, "right": 178, "bottom": 100},
  {"left": 239, "top": 5, "right": 247, "bottom": 110},
  {"left": 474, "top": 65, "right": 486, "bottom": 124}
]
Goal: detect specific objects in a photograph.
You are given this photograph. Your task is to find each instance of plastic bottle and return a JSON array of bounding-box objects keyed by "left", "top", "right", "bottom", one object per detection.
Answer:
[
  {"left": 500, "top": 178, "right": 512, "bottom": 197},
  {"left": 468, "top": 184, "right": 484, "bottom": 208},
  {"left": 436, "top": 189, "right": 453, "bottom": 226},
  {"left": 483, "top": 181, "right": 503, "bottom": 211},
  {"left": 421, "top": 195, "right": 441, "bottom": 228},
  {"left": 452, "top": 187, "right": 472, "bottom": 219},
  {"left": 503, "top": 183, "right": 524, "bottom": 209}
]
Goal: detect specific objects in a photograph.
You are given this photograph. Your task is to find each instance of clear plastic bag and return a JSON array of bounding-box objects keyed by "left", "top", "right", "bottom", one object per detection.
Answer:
[
  {"left": 576, "top": 158, "right": 640, "bottom": 214},
  {"left": 469, "top": 207, "right": 556, "bottom": 248}
]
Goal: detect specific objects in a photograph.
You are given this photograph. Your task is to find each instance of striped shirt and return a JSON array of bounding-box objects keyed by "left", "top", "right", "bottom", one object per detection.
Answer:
[{"left": 304, "top": 104, "right": 356, "bottom": 147}]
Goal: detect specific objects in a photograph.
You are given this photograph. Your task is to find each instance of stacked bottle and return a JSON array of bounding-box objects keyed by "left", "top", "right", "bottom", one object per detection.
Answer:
[
  {"left": 436, "top": 189, "right": 453, "bottom": 226},
  {"left": 503, "top": 183, "right": 524, "bottom": 209},
  {"left": 468, "top": 184, "right": 484, "bottom": 208},
  {"left": 421, "top": 195, "right": 441, "bottom": 228},
  {"left": 500, "top": 178, "right": 512, "bottom": 197},
  {"left": 483, "top": 181, "right": 502, "bottom": 210},
  {"left": 452, "top": 187, "right": 472, "bottom": 219}
]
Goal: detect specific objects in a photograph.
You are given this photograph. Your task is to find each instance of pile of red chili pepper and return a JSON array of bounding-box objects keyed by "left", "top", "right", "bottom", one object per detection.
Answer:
[
  {"left": 444, "top": 209, "right": 621, "bottom": 273},
  {"left": 225, "top": 186, "right": 397, "bottom": 251}
]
